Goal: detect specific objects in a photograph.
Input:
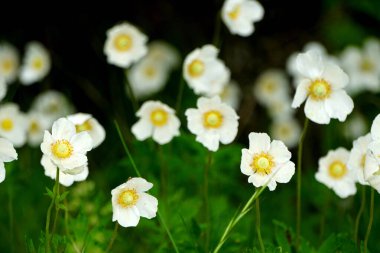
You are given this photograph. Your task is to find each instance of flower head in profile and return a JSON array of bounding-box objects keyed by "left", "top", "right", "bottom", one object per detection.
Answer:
[
  {"left": 0, "top": 42, "right": 19, "bottom": 84},
  {"left": 111, "top": 177, "right": 158, "bottom": 227},
  {"left": 26, "top": 111, "right": 51, "bottom": 147},
  {"left": 241, "top": 132, "right": 295, "bottom": 190},
  {"left": 20, "top": 42, "right": 51, "bottom": 85},
  {"left": 0, "top": 138, "right": 18, "bottom": 183},
  {"left": 67, "top": 113, "right": 105, "bottom": 148},
  {"left": 315, "top": 148, "right": 356, "bottom": 198},
  {"left": 183, "top": 45, "right": 230, "bottom": 96},
  {"left": 221, "top": 0, "right": 264, "bottom": 37},
  {"left": 147, "top": 41, "right": 180, "bottom": 71},
  {"left": 132, "top": 101, "right": 180, "bottom": 145},
  {"left": 104, "top": 22, "right": 148, "bottom": 68},
  {"left": 186, "top": 96, "right": 239, "bottom": 152},
  {"left": 270, "top": 117, "right": 301, "bottom": 149},
  {"left": 348, "top": 134, "right": 371, "bottom": 185},
  {"left": 219, "top": 80, "right": 241, "bottom": 110},
  {"left": 291, "top": 49, "right": 354, "bottom": 124},
  {"left": 40, "top": 118, "right": 92, "bottom": 174},
  {"left": 0, "top": 103, "right": 27, "bottom": 147}
]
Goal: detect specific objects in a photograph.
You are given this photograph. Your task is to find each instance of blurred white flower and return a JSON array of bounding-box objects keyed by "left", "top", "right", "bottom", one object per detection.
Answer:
[
  {"left": 104, "top": 22, "right": 148, "bottom": 68},
  {"left": 67, "top": 113, "right": 105, "bottom": 148},
  {"left": 0, "top": 138, "right": 17, "bottom": 183},
  {"left": 40, "top": 118, "right": 92, "bottom": 174},
  {"left": 270, "top": 117, "right": 301, "bottom": 149},
  {"left": 20, "top": 42, "right": 51, "bottom": 85},
  {"left": 267, "top": 97, "right": 294, "bottom": 120},
  {"left": 240, "top": 132, "right": 295, "bottom": 191},
  {"left": 340, "top": 38, "right": 380, "bottom": 94},
  {"left": 183, "top": 45, "right": 230, "bottom": 96},
  {"left": 148, "top": 41, "right": 180, "bottom": 71},
  {"left": 315, "top": 148, "right": 356, "bottom": 198},
  {"left": 343, "top": 113, "right": 367, "bottom": 140},
  {"left": 132, "top": 101, "right": 180, "bottom": 145},
  {"left": 363, "top": 150, "right": 380, "bottom": 193},
  {"left": 185, "top": 96, "right": 239, "bottom": 151},
  {"left": 112, "top": 177, "right": 158, "bottom": 227},
  {"left": 0, "top": 42, "right": 19, "bottom": 84},
  {"left": 291, "top": 49, "right": 354, "bottom": 124},
  {"left": 0, "top": 103, "right": 27, "bottom": 147},
  {"left": 0, "top": 77, "right": 7, "bottom": 102},
  {"left": 26, "top": 111, "right": 51, "bottom": 147},
  {"left": 219, "top": 80, "right": 241, "bottom": 110},
  {"left": 221, "top": 0, "right": 264, "bottom": 37},
  {"left": 347, "top": 134, "right": 371, "bottom": 185},
  {"left": 368, "top": 114, "right": 380, "bottom": 166}
]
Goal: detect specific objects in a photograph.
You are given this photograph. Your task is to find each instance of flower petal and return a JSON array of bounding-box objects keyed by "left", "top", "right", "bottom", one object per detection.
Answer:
[
  {"left": 248, "top": 132, "right": 271, "bottom": 153},
  {"left": 269, "top": 140, "right": 291, "bottom": 164},
  {"left": 136, "top": 193, "right": 158, "bottom": 219},
  {"left": 131, "top": 119, "right": 153, "bottom": 141},
  {"left": 304, "top": 98, "right": 330, "bottom": 124}
]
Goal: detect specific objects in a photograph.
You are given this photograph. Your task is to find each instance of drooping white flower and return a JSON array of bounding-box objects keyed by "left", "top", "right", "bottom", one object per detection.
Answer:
[
  {"left": 291, "top": 49, "right": 354, "bottom": 124},
  {"left": 147, "top": 41, "right": 180, "bottom": 71},
  {"left": 183, "top": 45, "right": 230, "bottom": 96},
  {"left": 185, "top": 96, "right": 239, "bottom": 151},
  {"left": 0, "top": 42, "right": 19, "bottom": 84},
  {"left": 40, "top": 118, "right": 92, "bottom": 174},
  {"left": 0, "top": 103, "right": 27, "bottom": 147},
  {"left": 41, "top": 155, "right": 88, "bottom": 187},
  {"left": 343, "top": 113, "right": 367, "bottom": 140},
  {"left": 219, "top": 80, "right": 241, "bottom": 110},
  {"left": 111, "top": 177, "right": 158, "bottom": 227},
  {"left": 0, "top": 138, "right": 17, "bottom": 183},
  {"left": 221, "top": 0, "right": 264, "bottom": 37},
  {"left": 347, "top": 134, "right": 371, "bottom": 185},
  {"left": 67, "top": 113, "right": 105, "bottom": 148},
  {"left": 104, "top": 22, "right": 148, "bottom": 68},
  {"left": 240, "top": 132, "right": 295, "bottom": 191},
  {"left": 19, "top": 42, "right": 51, "bottom": 85},
  {"left": 132, "top": 101, "right": 180, "bottom": 145},
  {"left": 315, "top": 148, "right": 357, "bottom": 198},
  {"left": 270, "top": 117, "right": 301, "bottom": 149},
  {"left": 26, "top": 111, "right": 51, "bottom": 147}
]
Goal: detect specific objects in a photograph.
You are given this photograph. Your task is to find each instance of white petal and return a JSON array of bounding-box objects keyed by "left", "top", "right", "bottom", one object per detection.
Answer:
[
  {"left": 241, "top": 149, "right": 253, "bottom": 176},
  {"left": 304, "top": 98, "right": 330, "bottom": 124},
  {"left": 196, "top": 133, "right": 220, "bottom": 152},
  {"left": 126, "top": 177, "right": 154, "bottom": 192},
  {"left": 296, "top": 50, "right": 324, "bottom": 79},
  {"left": 58, "top": 153, "right": 88, "bottom": 171},
  {"left": 52, "top": 118, "right": 76, "bottom": 140},
  {"left": 248, "top": 132, "right": 271, "bottom": 153},
  {"left": 292, "top": 79, "right": 309, "bottom": 108},
  {"left": 71, "top": 132, "right": 93, "bottom": 153},
  {"left": 0, "top": 138, "right": 17, "bottom": 162},
  {"left": 152, "top": 126, "right": 177, "bottom": 145},
  {"left": 131, "top": 119, "right": 153, "bottom": 141},
  {"left": 248, "top": 173, "right": 269, "bottom": 188},
  {"left": 274, "top": 162, "right": 295, "bottom": 183},
  {"left": 324, "top": 90, "right": 353, "bottom": 122},
  {"left": 269, "top": 140, "right": 291, "bottom": 164},
  {"left": 114, "top": 206, "right": 141, "bottom": 227},
  {"left": 136, "top": 193, "right": 158, "bottom": 219},
  {"left": 0, "top": 162, "right": 5, "bottom": 183},
  {"left": 322, "top": 62, "right": 349, "bottom": 90},
  {"left": 371, "top": 114, "right": 380, "bottom": 141}
]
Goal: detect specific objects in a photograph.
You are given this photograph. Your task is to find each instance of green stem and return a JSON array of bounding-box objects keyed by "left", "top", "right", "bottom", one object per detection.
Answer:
[
  {"left": 363, "top": 188, "right": 374, "bottom": 253},
  {"left": 158, "top": 211, "right": 180, "bottom": 253},
  {"left": 45, "top": 168, "right": 60, "bottom": 253},
  {"left": 204, "top": 151, "right": 213, "bottom": 253},
  {"left": 296, "top": 117, "right": 309, "bottom": 251},
  {"left": 64, "top": 199, "right": 81, "bottom": 253},
  {"left": 124, "top": 71, "right": 139, "bottom": 113},
  {"left": 256, "top": 197, "right": 265, "bottom": 253},
  {"left": 212, "top": 10, "right": 222, "bottom": 48},
  {"left": 175, "top": 78, "right": 185, "bottom": 113},
  {"left": 354, "top": 186, "right": 366, "bottom": 245},
  {"left": 52, "top": 180, "right": 61, "bottom": 236},
  {"left": 157, "top": 144, "right": 168, "bottom": 202},
  {"left": 8, "top": 180, "right": 14, "bottom": 253},
  {"left": 105, "top": 223, "right": 119, "bottom": 253}
]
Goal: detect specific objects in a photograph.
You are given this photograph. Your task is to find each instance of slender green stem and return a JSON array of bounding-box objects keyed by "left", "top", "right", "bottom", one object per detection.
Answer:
[
  {"left": 64, "top": 199, "right": 81, "bottom": 253},
  {"left": 157, "top": 144, "right": 168, "bottom": 201},
  {"left": 204, "top": 151, "right": 213, "bottom": 253},
  {"left": 364, "top": 188, "right": 374, "bottom": 253},
  {"left": 296, "top": 117, "right": 309, "bottom": 251},
  {"left": 52, "top": 180, "right": 61, "bottom": 236},
  {"left": 124, "top": 72, "right": 139, "bottom": 112},
  {"left": 175, "top": 78, "right": 185, "bottom": 113},
  {"left": 158, "top": 211, "right": 180, "bottom": 253},
  {"left": 8, "top": 179, "right": 14, "bottom": 253},
  {"left": 212, "top": 10, "right": 222, "bottom": 48},
  {"left": 354, "top": 186, "right": 366, "bottom": 245},
  {"left": 105, "top": 223, "right": 119, "bottom": 253},
  {"left": 45, "top": 168, "right": 60, "bottom": 253},
  {"left": 256, "top": 197, "right": 265, "bottom": 253}
]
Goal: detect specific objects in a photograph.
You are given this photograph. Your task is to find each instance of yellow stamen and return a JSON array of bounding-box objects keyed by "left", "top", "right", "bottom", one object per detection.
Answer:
[
  {"left": 32, "top": 57, "right": 43, "bottom": 70},
  {"left": 51, "top": 140, "right": 73, "bottom": 159},
  {"left": 251, "top": 152, "right": 275, "bottom": 175},
  {"left": 2, "top": 59, "right": 13, "bottom": 73},
  {"left": 203, "top": 110, "right": 223, "bottom": 129},
  {"left": 144, "top": 66, "right": 156, "bottom": 78},
  {"left": 117, "top": 189, "right": 139, "bottom": 208},
  {"left": 328, "top": 161, "right": 347, "bottom": 179},
  {"left": 76, "top": 120, "right": 92, "bottom": 133},
  {"left": 228, "top": 5, "right": 241, "bottom": 20},
  {"left": 29, "top": 121, "right": 40, "bottom": 133},
  {"left": 150, "top": 109, "right": 168, "bottom": 127},
  {"left": 360, "top": 58, "right": 374, "bottom": 72},
  {"left": 114, "top": 34, "right": 133, "bottom": 52},
  {"left": 1, "top": 118, "right": 13, "bottom": 131},
  {"left": 188, "top": 59, "right": 205, "bottom": 78},
  {"left": 308, "top": 79, "right": 331, "bottom": 101}
]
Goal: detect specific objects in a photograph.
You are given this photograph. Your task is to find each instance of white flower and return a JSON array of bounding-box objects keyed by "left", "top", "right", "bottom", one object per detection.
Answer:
[
  {"left": 0, "top": 77, "right": 7, "bottom": 102},
  {"left": 104, "top": 22, "right": 148, "bottom": 68},
  {"left": 185, "top": 96, "right": 239, "bottom": 151},
  {"left": 267, "top": 97, "right": 294, "bottom": 120},
  {"left": 347, "top": 134, "right": 371, "bottom": 185},
  {"left": 26, "top": 111, "right": 51, "bottom": 147},
  {"left": 111, "top": 177, "right": 158, "bottom": 227},
  {"left": 148, "top": 41, "right": 180, "bottom": 70},
  {"left": 183, "top": 45, "right": 230, "bottom": 96},
  {"left": 20, "top": 42, "right": 51, "bottom": 85},
  {"left": 67, "top": 113, "right": 106, "bottom": 148},
  {"left": 240, "top": 132, "right": 295, "bottom": 191},
  {"left": 340, "top": 38, "right": 380, "bottom": 94},
  {"left": 219, "top": 80, "right": 241, "bottom": 110},
  {"left": 0, "top": 138, "right": 18, "bottom": 183},
  {"left": 343, "top": 113, "right": 367, "bottom": 140},
  {"left": 291, "top": 49, "right": 354, "bottom": 124},
  {"left": 0, "top": 103, "right": 27, "bottom": 147},
  {"left": 315, "top": 148, "right": 357, "bottom": 198},
  {"left": 253, "top": 69, "right": 290, "bottom": 107},
  {"left": 0, "top": 42, "right": 19, "bottom": 84},
  {"left": 132, "top": 101, "right": 180, "bottom": 145},
  {"left": 368, "top": 114, "right": 380, "bottom": 165},
  {"left": 270, "top": 117, "right": 301, "bottom": 149},
  {"left": 40, "top": 118, "right": 92, "bottom": 174},
  {"left": 221, "top": 0, "right": 264, "bottom": 37},
  {"left": 41, "top": 155, "right": 88, "bottom": 187},
  {"left": 363, "top": 151, "right": 380, "bottom": 193}
]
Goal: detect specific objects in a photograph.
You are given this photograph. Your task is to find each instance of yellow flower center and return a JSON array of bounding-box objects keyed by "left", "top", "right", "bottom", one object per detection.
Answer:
[
  {"left": 144, "top": 66, "right": 156, "bottom": 78},
  {"left": 114, "top": 34, "right": 133, "bottom": 52},
  {"left": 251, "top": 152, "right": 275, "bottom": 175},
  {"left": 117, "top": 189, "right": 139, "bottom": 208},
  {"left": 263, "top": 80, "right": 277, "bottom": 93},
  {"left": 228, "top": 5, "right": 241, "bottom": 20},
  {"left": 150, "top": 109, "right": 168, "bottom": 127},
  {"left": 188, "top": 59, "right": 205, "bottom": 78},
  {"left": 308, "top": 79, "right": 331, "bottom": 101},
  {"left": 51, "top": 140, "right": 73, "bottom": 159},
  {"left": 279, "top": 125, "right": 291, "bottom": 137},
  {"left": 32, "top": 57, "right": 43, "bottom": 70},
  {"left": 203, "top": 110, "right": 223, "bottom": 129},
  {"left": 360, "top": 154, "right": 366, "bottom": 169},
  {"left": 76, "top": 120, "right": 92, "bottom": 133},
  {"left": 328, "top": 161, "right": 347, "bottom": 179},
  {"left": 1, "top": 118, "right": 13, "bottom": 131},
  {"left": 360, "top": 58, "right": 374, "bottom": 72},
  {"left": 2, "top": 58, "right": 14, "bottom": 73},
  {"left": 29, "top": 121, "right": 40, "bottom": 133}
]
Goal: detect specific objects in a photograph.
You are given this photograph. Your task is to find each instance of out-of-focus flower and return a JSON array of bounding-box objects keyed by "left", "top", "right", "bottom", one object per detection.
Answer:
[
  {"left": 315, "top": 148, "right": 356, "bottom": 198},
  {"left": 111, "top": 177, "right": 158, "bottom": 227},
  {"left": 183, "top": 45, "right": 230, "bottom": 96},
  {"left": 67, "top": 113, "right": 105, "bottom": 148},
  {"left": 0, "top": 42, "right": 19, "bottom": 84},
  {"left": 0, "top": 77, "right": 7, "bottom": 102},
  {"left": 240, "top": 132, "right": 295, "bottom": 191},
  {"left": 363, "top": 151, "right": 380, "bottom": 194},
  {"left": 132, "top": 101, "right": 180, "bottom": 145},
  {"left": 26, "top": 111, "right": 51, "bottom": 147},
  {"left": 347, "top": 134, "right": 371, "bottom": 185},
  {"left": 0, "top": 138, "right": 17, "bottom": 183},
  {"left": 40, "top": 118, "right": 92, "bottom": 174},
  {"left": 104, "top": 22, "right": 148, "bottom": 68},
  {"left": 147, "top": 41, "right": 180, "bottom": 71},
  {"left": 221, "top": 0, "right": 264, "bottom": 37},
  {"left": 19, "top": 42, "right": 50, "bottom": 85},
  {"left": 343, "top": 113, "right": 367, "bottom": 140},
  {"left": 267, "top": 97, "right": 293, "bottom": 120},
  {"left": 270, "top": 117, "right": 301, "bottom": 149},
  {"left": 0, "top": 103, "right": 27, "bottom": 147},
  {"left": 219, "top": 80, "right": 241, "bottom": 110},
  {"left": 291, "top": 50, "right": 354, "bottom": 124},
  {"left": 186, "top": 96, "right": 239, "bottom": 151}
]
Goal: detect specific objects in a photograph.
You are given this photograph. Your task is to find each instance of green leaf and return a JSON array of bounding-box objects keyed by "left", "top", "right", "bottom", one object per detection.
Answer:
[{"left": 318, "top": 234, "right": 357, "bottom": 253}]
